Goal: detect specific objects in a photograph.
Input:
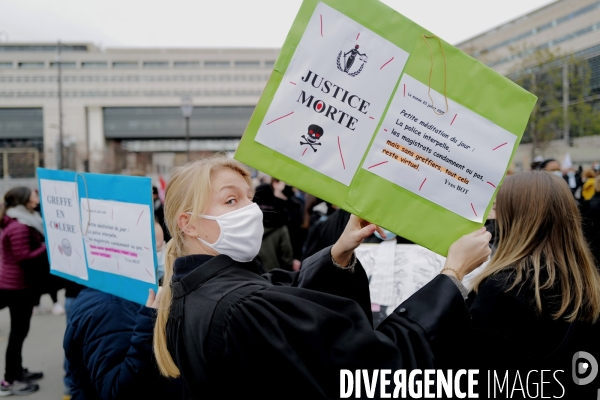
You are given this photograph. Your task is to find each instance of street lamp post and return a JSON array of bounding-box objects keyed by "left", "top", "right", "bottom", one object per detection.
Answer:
[
  {"left": 180, "top": 96, "right": 194, "bottom": 162},
  {"left": 57, "top": 40, "right": 64, "bottom": 169}
]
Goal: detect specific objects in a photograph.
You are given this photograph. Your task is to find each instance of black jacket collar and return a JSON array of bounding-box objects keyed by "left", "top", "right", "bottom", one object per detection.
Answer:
[{"left": 172, "top": 254, "right": 259, "bottom": 299}]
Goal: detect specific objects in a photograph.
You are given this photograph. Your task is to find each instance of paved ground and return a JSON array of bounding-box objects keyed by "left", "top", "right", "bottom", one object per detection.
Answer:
[{"left": 0, "top": 291, "right": 68, "bottom": 399}]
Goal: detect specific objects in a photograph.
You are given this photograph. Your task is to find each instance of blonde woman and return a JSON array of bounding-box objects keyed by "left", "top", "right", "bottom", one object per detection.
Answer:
[
  {"left": 462, "top": 172, "right": 600, "bottom": 397},
  {"left": 153, "top": 157, "right": 491, "bottom": 399}
]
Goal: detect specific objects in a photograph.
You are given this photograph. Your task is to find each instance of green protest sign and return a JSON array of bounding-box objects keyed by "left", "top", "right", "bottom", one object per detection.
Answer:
[{"left": 235, "top": 0, "right": 537, "bottom": 256}]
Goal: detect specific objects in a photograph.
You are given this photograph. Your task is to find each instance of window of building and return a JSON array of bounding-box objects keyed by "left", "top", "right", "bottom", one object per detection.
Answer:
[
  {"left": 50, "top": 62, "right": 77, "bottom": 68},
  {"left": 234, "top": 61, "right": 260, "bottom": 68},
  {"left": 174, "top": 61, "right": 200, "bottom": 68},
  {"left": 113, "top": 61, "right": 138, "bottom": 69},
  {"left": 143, "top": 61, "right": 169, "bottom": 68},
  {"left": 0, "top": 62, "right": 12, "bottom": 69},
  {"left": 18, "top": 62, "right": 45, "bottom": 69},
  {"left": 82, "top": 62, "right": 108, "bottom": 68},
  {"left": 205, "top": 61, "right": 230, "bottom": 68}
]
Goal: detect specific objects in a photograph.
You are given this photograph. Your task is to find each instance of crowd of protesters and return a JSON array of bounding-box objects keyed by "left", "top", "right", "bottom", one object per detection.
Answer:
[{"left": 0, "top": 155, "right": 599, "bottom": 398}]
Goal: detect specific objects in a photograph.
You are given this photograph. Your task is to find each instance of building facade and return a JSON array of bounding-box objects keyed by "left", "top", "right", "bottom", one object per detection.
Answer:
[
  {"left": 0, "top": 44, "right": 278, "bottom": 182},
  {"left": 456, "top": 0, "right": 600, "bottom": 170}
]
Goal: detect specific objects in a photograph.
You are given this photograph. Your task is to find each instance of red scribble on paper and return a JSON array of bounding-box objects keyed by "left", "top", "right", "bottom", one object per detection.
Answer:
[
  {"left": 367, "top": 161, "right": 388, "bottom": 169},
  {"left": 384, "top": 129, "right": 388, "bottom": 132},
  {"left": 419, "top": 178, "right": 427, "bottom": 191},
  {"left": 492, "top": 142, "right": 508, "bottom": 151},
  {"left": 320, "top": 15, "right": 323, "bottom": 37},
  {"left": 380, "top": 57, "right": 394, "bottom": 70},
  {"left": 302, "top": 148, "right": 308, "bottom": 157},
  {"left": 487, "top": 181, "right": 497, "bottom": 188},
  {"left": 290, "top": 82, "right": 297, "bottom": 85},
  {"left": 266, "top": 112, "right": 294, "bottom": 125},
  {"left": 337, "top": 137, "right": 346, "bottom": 170},
  {"left": 471, "top": 203, "right": 478, "bottom": 217},
  {"left": 144, "top": 246, "right": 149, "bottom": 250},
  {"left": 145, "top": 268, "right": 153, "bottom": 279},
  {"left": 369, "top": 116, "right": 375, "bottom": 120},
  {"left": 356, "top": 33, "right": 360, "bottom": 40},
  {"left": 450, "top": 114, "right": 457, "bottom": 125},
  {"left": 136, "top": 210, "right": 144, "bottom": 225}
]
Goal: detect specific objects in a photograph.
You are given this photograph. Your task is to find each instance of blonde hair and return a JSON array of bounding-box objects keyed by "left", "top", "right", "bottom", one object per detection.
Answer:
[
  {"left": 472, "top": 172, "right": 600, "bottom": 323},
  {"left": 153, "top": 156, "right": 252, "bottom": 377}
]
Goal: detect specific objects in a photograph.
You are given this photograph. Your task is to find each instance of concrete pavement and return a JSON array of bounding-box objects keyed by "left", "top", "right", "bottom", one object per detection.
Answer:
[{"left": 0, "top": 291, "right": 68, "bottom": 399}]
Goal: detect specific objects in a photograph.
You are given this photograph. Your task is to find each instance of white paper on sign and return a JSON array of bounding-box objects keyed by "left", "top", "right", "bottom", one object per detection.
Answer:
[
  {"left": 362, "top": 74, "right": 517, "bottom": 222},
  {"left": 368, "top": 239, "right": 396, "bottom": 306},
  {"left": 356, "top": 243, "right": 445, "bottom": 317},
  {"left": 81, "top": 198, "right": 155, "bottom": 284},
  {"left": 40, "top": 179, "right": 88, "bottom": 280},
  {"left": 255, "top": 1, "right": 409, "bottom": 186}
]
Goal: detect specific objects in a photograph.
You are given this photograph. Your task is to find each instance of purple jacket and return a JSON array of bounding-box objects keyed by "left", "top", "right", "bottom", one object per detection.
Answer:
[{"left": 0, "top": 215, "right": 47, "bottom": 290}]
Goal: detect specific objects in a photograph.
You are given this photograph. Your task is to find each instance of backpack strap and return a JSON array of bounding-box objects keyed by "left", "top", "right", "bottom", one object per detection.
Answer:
[{"left": 206, "top": 284, "right": 264, "bottom": 357}]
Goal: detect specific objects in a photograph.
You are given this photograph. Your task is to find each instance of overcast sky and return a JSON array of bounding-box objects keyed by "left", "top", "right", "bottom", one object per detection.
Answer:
[{"left": 0, "top": 0, "right": 556, "bottom": 48}]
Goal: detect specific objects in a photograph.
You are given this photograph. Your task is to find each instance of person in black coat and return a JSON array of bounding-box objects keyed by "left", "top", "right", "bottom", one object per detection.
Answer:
[
  {"left": 448, "top": 172, "right": 600, "bottom": 398},
  {"left": 63, "top": 288, "right": 181, "bottom": 400},
  {"left": 152, "top": 157, "right": 491, "bottom": 400}
]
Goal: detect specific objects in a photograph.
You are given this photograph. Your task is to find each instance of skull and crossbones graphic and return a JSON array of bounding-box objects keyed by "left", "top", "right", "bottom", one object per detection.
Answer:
[{"left": 300, "top": 124, "right": 324, "bottom": 152}]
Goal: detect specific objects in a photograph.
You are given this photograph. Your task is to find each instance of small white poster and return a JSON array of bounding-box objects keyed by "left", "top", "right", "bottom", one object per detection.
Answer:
[
  {"left": 362, "top": 74, "right": 517, "bottom": 222},
  {"left": 81, "top": 198, "right": 155, "bottom": 284},
  {"left": 39, "top": 179, "right": 88, "bottom": 280},
  {"left": 255, "top": 1, "right": 409, "bottom": 186}
]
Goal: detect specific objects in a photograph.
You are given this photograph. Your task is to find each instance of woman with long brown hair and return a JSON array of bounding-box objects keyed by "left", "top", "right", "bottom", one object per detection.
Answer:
[
  {"left": 153, "top": 156, "right": 491, "bottom": 399},
  {"left": 460, "top": 171, "right": 600, "bottom": 397}
]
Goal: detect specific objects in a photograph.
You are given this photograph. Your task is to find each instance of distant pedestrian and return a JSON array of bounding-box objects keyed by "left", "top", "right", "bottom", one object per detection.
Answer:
[{"left": 0, "top": 187, "right": 45, "bottom": 395}]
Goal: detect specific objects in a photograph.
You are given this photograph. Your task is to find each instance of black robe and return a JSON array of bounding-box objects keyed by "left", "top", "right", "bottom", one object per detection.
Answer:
[{"left": 166, "top": 246, "right": 469, "bottom": 399}]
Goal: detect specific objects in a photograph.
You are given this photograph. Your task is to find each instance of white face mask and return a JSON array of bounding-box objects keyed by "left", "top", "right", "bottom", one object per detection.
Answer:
[
  {"left": 552, "top": 171, "right": 563, "bottom": 177},
  {"left": 191, "top": 202, "right": 264, "bottom": 262}
]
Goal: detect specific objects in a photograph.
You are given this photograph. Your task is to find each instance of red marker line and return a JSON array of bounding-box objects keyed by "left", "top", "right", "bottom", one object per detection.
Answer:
[
  {"left": 320, "top": 14, "right": 323, "bottom": 37},
  {"left": 136, "top": 210, "right": 144, "bottom": 225},
  {"left": 369, "top": 116, "right": 375, "bottom": 120},
  {"left": 492, "top": 142, "right": 507, "bottom": 151},
  {"left": 380, "top": 57, "right": 394, "bottom": 70},
  {"left": 266, "top": 111, "right": 294, "bottom": 125},
  {"left": 145, "top": 268, "right": 153, "bottom": 279},
  {"left": 487, "top": 181, "right": 496, "bottom": 188},
  {"left": 404, "top": 84, "right": 406, "bottom": 97},
  {"left": 419, "top": 178, "right": 427, "bottom": 191},
  {"left": 368, "top": 161, "right": 388, "bottom": 169},
  {"left": 144, "top": 246, "right": 149, "bottom": 250},
  {"left": 450, "top": 114, "right": 457, "bottom": 125},
  {"left": 290, "top": 82, "right": 297, "bottom": 85},
  {"left": 384, "top": 129, "right": 388, "bottom": 132},
  {"left": 471, "top": 203, "right": 478, "bottom": 217},
  {"left": 338, "top": 137, "right": 346, "bottom": 170},
  {"left": 302, "top": 148, "right": 307, "bottom": 157},
  {"left": 356, "top": 33, "right": 360, "bottom": 40}
]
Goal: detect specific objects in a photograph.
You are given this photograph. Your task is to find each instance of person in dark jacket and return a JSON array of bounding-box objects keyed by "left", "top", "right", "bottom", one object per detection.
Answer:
[
  {"left": 152, "top": 157, "right": 491, "bottom": 399},
  {"left": 451, "top": 172, "right": 600, "bottom": 398},
  {"left": 253, "top": 183, "right": 294, "bottom": 271},
  {"left": 0, "top": 187, "right": 45, "bottom": 396},
  {"left": 64, "top": 287, "right": 181, "bottom": 400},
  {"left": 581, "top": 176, "right": 600, "bottom": 264}
]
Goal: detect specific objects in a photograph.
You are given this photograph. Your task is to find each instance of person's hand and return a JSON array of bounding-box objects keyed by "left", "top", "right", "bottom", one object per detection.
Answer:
[
  {"left": 331, "top": 214, "right": 386, "bottom": 267},
  {"left": 146, "top": 287, "right": 164, "bottom": 309},
  {"left": 292, "top": 259, "right": 301, "bottom": 271},
  {"left": 442, "top": 227, "right": 492, "bottom": 280}
]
